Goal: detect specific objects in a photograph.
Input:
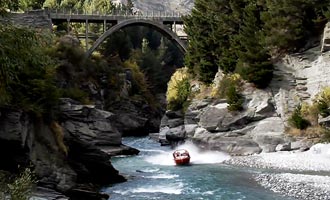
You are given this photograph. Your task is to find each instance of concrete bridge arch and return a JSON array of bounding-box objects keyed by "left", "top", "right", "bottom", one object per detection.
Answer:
[{"left": 85, "top": 19, "right": 187, "bottom": 57}]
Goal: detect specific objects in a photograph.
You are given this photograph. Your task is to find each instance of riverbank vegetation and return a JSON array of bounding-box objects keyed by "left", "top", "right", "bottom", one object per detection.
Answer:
[
  {"left": 288, "top": 87, "right": 330, "bottom": 142},
  {"left": 0, "top": 168, "right": 36, "bottom": 200}
]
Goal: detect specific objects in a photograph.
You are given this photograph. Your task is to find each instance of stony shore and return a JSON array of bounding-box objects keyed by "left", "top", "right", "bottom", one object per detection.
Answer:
[{"left": 224, "top": 144, "right": 330, "bottom": 200}]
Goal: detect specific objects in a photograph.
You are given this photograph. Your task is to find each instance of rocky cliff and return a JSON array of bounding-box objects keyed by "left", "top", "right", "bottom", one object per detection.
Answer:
[
  {"left": 0, "top": 98, "right": 139, "bottom": 199},
  {"left": 159, "top": 23, "right": 330, "bottom": 156}
]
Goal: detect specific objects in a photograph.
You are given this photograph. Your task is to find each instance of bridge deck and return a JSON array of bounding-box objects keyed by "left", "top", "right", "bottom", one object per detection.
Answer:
[{"left": 49, "top": 13, "right": 184, "bottom": 24}]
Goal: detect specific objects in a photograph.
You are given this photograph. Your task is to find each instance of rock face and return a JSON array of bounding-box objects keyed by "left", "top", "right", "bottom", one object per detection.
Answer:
[
  {"left": 159, "top": 87, "right": 301, "bottom": 155},
  {"left": 109, "top": 100, "right": 162, "bottom": 136},
  {"left": 0, "top": 98, "right": 140, "bottom": 197},
  {"left": 159, "top": 86, "right": 286, "bottom": 155},
  {"left": 248, "top": 117, "right": 286, "bottom": 153},
  {"left": 60, "top": 98, "right": 122, "bottom": 146}
]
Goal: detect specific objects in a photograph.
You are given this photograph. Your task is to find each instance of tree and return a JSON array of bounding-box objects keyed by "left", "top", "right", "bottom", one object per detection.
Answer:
[
  {"left": 226, "top": 85, "right": 243, "bottom": 111},
  {"left": 236, "top": 2, "right": 273, "bottom": 88},
  {"left": 0, "top": 0, "right": 19, "bottom": 15},
  {"left": 261, "top": 0, "right": 330, "bottom": 52},
  {"left": 184, "top": 0, "right": 219, "bottom": 83},
  {"left": 0, "top": 25, "right": 60, "bottom": 116},
  {"left": 19, "top": 0, "right": 45, "bottom": 10}
]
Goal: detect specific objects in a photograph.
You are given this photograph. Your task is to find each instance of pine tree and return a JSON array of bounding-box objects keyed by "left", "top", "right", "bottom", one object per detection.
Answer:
[
  {"left": 184, "top": 0, "right": 229, "bottom": 83},
  {"left": 260, "top": 0, "right": 324, "bottom": 52},
  {"left": 236, "top": 2, "right": 273, "bottom": 88}
]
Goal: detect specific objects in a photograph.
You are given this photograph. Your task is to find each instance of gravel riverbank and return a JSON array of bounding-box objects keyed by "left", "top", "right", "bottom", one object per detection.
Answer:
[{"left": 224, "top": 144, "right": 330, "bottom": 200}]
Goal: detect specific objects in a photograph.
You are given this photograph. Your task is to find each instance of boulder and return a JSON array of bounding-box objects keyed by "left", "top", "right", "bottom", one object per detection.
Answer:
[
  {"left": 165, "top": 110, "right": 184, "bottom": 118},
  {"left": 64, "top": 135, "right": 125, "bottom": 185},
  {"left": 319, "top": 115, "right": 330, "bottom": 127},
  {"left": 321, "top": 22, "right": 330, "bottom": 52},
  {"left": 220, "top": 110, "right": 254, "bottom": 131},
  {"left": 159, "top": 126, "right": 171, "bottom": 146},
  {"left": 60, "top": 99, "right": 122, "bottom": 146},
  {"left": 165, "top": 125, "right": 186, "bottom": 142},
  {"left": 291, "top": 140, "right": 314, "bottom": 151},
  {"left": 185, "top": 124, "right": 198, "bottom": 137},
  {"left": 245, "top": 88, "right": 274, "bottom": 117},
  {"left": 198, "top": 104, "right": 228, "bottom": 132},
  {"left": 188, "top": 99, "right": 213, "bottom": 110},
  {"left": 192, "top": 134, "right": 261, "bottom": 156},
  {"left": 160, "top": 115, "right": 184, "bottom": 128},
  {"left": 111, "top": 113, "right": 148, "bottom": 136},
  {"left": 198, "top": 103, "right": 261, "bottom": 132},
  {"left": 275, "top": 143, "right": 291, "bottom": 151},
  {"left": 249, "top": 117, "right": 286, "bottom": 152},
  {"left": 108, "top": 99, "right": 162, "bottom": 136},
  {"left": 192, "top": 128, "right": 261, "bottom": 155},
  {"left": 184, "top": 109, "right": 200, "bottom": 125}
]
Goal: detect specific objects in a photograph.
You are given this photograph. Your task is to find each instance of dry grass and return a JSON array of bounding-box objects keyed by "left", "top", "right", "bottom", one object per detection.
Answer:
[
  {"left": 300, "top": 102, "right": 319, "bottom": 126},
  {"left": 287, "top": 126, "right": 323, "bottom": 139},
  {"left": 193, "top": 82, "right": 213, "bottom": 100},
  {"left": 286, "top": 127, "right": 303, "bottom": 137},
  {"left": 211, "top": 73, "right": 243, "bottom": 99},
  {"left": 50, "top": 121, "right": 68, "bottom": 156}
]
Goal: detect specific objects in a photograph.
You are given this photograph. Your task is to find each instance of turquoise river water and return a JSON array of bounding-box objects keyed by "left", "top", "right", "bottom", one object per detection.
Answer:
[{"left": 103, "top": 137, "right": 292, "bottom": 200}]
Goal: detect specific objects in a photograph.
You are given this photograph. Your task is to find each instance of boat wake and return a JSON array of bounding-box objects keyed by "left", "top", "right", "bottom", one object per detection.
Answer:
[{"left": 144, "top": 141, "right": 230, "bottom": 165}]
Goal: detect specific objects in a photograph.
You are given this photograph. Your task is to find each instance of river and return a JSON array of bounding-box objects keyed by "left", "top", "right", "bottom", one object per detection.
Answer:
[{"left": 102, "top": 137, "right": 292, "bottom": 200}]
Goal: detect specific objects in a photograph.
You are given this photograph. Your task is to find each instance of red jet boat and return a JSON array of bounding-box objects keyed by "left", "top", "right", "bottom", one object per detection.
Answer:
[{"left": 173, "top": 149, "right": 190, "bottom": 165}]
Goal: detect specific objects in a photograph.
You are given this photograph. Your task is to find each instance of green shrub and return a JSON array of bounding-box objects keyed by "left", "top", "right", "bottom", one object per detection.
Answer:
[
  {"left": 289, "top": 105, "right": 310, "bottom": 130},
  {"left": 314, "top": 87, "right": 330, "bottom": 117},
  {"left": 0, "top": 168, "right": 36, "bottom": 200},
  {"left": 0, "top": 24, "right": 61, "bottom": 117},
  {"left": 61, "top": 87, "right": 90, "bottom": 104},
  {"left": 123, "top": 60, "right": 156, "bottom": 107},
  {"left": 7, "top": 168, "right": 35, "bottom": 200},
  {"left": 317, "top": 100, "right": 330, "bottom": 117},
  {"left": 215, "top": 74, "right": 242, "bottom": 98},
  {"left": 167, "top": 78, "right": 191, "bottom": 110},
  {"left": 226, "top": 85, "right": 243, "bottom": 111}
]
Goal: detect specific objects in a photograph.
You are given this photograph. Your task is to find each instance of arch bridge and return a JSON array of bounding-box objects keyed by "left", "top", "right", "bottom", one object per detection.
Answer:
[{"left": 47, "top": 10, "right": 187, "bottom": 56}]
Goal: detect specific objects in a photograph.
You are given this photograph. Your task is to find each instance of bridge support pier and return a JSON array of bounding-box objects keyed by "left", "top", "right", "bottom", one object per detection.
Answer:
[
  {"left": 174, "top": 21, "right": 176, "bottom": 33},
  {"left": 66, "top": 18, "right": 70, "bottom": 33},
  {"left": 103, "top": 20, "right": 106, "bottom": 33},
  {"left": 85, "top": 19, "right": 89, "bottom": 50}
]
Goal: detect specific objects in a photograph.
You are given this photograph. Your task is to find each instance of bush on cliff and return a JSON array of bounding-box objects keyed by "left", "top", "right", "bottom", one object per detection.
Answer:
[
  {"left": 123, "top": 60, "right": 156, "bottom": 107},
  {"left": 0, "top": 24, "right": 61, "bottom": 117},
  {"left": 166, "top": 68, "right": 191, "bottom": 111},
  {"left": 314, "top": 87, "right": 330, "bottom": 117},
  {"left": 0, "top": 168, "right": 36, "bottom": 200},
  {"left": 289, "top": 105, "right": 310, "bottom": 130},
  {"left": 226, "top": 85, "right": 244, "bottom": 111}
]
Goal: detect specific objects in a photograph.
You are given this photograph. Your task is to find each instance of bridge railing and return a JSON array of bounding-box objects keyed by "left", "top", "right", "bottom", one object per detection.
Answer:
[{"left": 47, "top": 8, "right": 184, "bottom": 19}]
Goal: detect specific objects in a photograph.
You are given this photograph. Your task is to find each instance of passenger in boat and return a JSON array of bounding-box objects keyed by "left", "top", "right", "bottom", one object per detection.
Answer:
[{"left": 173, "top": 152, "right": 179, "bottom": 158}]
